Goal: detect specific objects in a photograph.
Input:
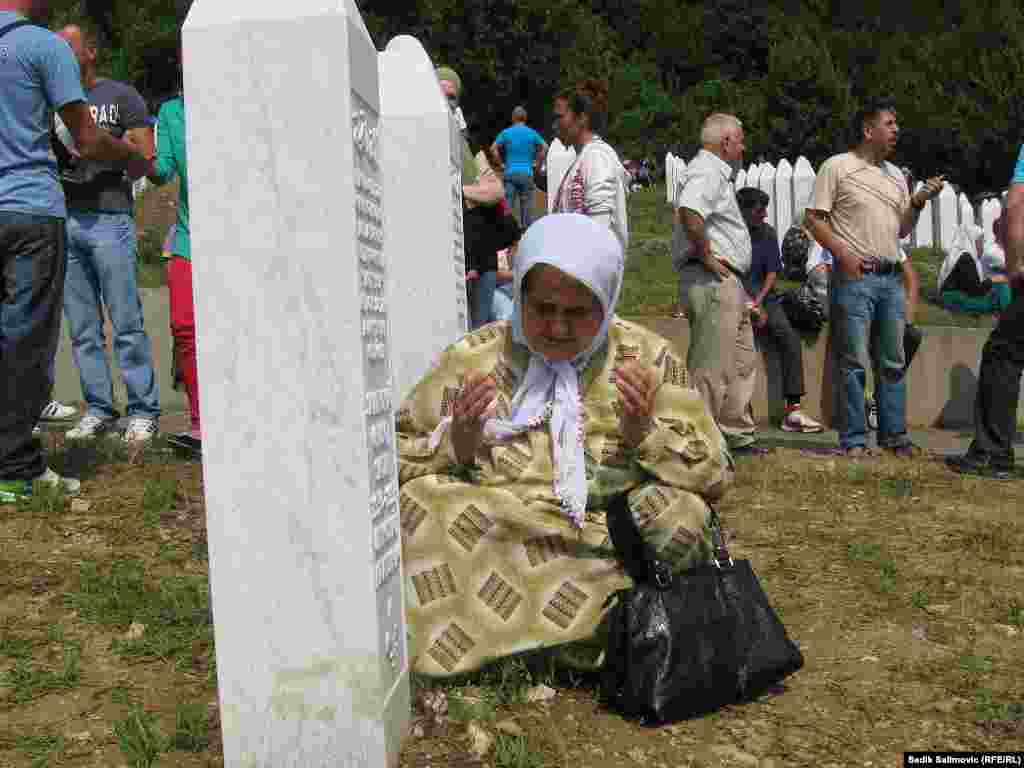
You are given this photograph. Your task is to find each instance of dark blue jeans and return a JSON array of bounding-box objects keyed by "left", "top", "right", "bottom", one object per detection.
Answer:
[
  {"left": 1, "top": 213, "right": 66, "bottom": 480},
  {"left": 830, "top": 270, "right": 908, "bottom": 450},
  {"left": 468, "top": 271, "right": 497, "bottom": 330},
  {"left": 504, "top": 172, "right": 535, "bottom": 229},
  {"left": 65, "top": 212, "right": 160, "bottom": 420}
]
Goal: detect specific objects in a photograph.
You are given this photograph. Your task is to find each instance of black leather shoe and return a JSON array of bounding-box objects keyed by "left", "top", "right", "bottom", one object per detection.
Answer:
[{"left": 946, "top": 452, "right": 1015, "bottom": 480}]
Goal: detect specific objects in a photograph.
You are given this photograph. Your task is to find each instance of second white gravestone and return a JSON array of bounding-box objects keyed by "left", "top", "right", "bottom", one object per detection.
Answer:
[
  {"left": 184, "top": 0, "right": 408, "bottom": 764},
  {"left": 379, "top": 35, "right": 468, "bottom": 403}
]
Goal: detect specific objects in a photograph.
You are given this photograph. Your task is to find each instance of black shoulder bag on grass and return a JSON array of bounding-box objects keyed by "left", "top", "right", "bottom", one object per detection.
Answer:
[{"left": 601, "top": 494, "right": 804, "bottom": 724}]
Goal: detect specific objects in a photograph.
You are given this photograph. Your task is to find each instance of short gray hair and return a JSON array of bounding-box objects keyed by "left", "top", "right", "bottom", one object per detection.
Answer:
[
  {"left": 512, "top": 105, "right": 528, "bottom": 122},
  {"left": 700, "top": 113, "right": 743, "bottom": 146}
]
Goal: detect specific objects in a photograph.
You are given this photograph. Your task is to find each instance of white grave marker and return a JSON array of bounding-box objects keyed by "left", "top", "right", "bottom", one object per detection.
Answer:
[
  {"left": 933, "top": 184, "right": 958, "bottom": 252},
  {"left": 380, "top": 35, "right": 467, "bottom": 402},
  {"left": 746, "top": 163, "right": 761, "bottom": 192},
  {"left": 758, "top": 162, "right": 776, "bottom": 230},
  {"left": 792, "top": 156, "right": 815, "bottom": 225},
  {"left": 914, "top": 182, "right": 934, "bottom": 248},
  {"left": 774, "top": 158, "right": 793, "bottom": 244},
  {"left": 184, "top": 0, "right": 408, "bottom": 764},
  {"left": 664, "top": 152, "right": 673, "bottom": 204},
  {"left": 547, "top": 138, "right": 577, "bottom": 211},
  {"left": 958, "top": 191, "right": 975, "bottom": 229}
]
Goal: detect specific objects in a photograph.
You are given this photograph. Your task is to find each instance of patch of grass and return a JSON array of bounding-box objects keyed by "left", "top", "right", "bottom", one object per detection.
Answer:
[
  {"left": 15, "top": 480, "right": 67, "bottom": 516},
  {"left": 111, "top": 683, "right": 135, "bottom": 706},
  {"left": 912, "top": 591, "right": 930, "bottom": 610},
  {"left": 447, "top": 692, "right": 498, "bottom": 723},
  {"left": 1009, "top": 604, "right": 1024, "bottom": 628},
  {"left": 142, "top": 477, "right": 178, "bottom": 527},
  {"left": 114, "top": 706, "right": 166, "bottom": 768},
  {"left": 842, "top": 464, "right": 871, "bottom": 486},
  {"left": 479, "top": 656, "right": 534, "bottom": 707},
  {"left": 847, "top": 541, "right": 898, "bottom": 593},
  {"left": 0, "top": 631, "right": 34, "bottom": 660},
  {"left": 17, "top": 734, "right": 66, "bottom": 768},
  {"left": 879, "top": 476, "right": 914, "bottom": 498},
  {"left": 494, "top": 733, "right": 546, "bottom": 768},
  {"left": 46, "top": 624, "right": 66, "bottom": 645},
  {"left": 620, "top": 236, "right": 678, "bottom": 316},
  {"left": 3, "top": 646, "right": 81, "bottom": 703},
  {"left": 960, "top": 655, "right": 995, "bottom": 675},
  {"left": 847, "top": 542, "right": 882, "bottom": 562},
  {"left": 171, "top": 701, "right": 210, "bottom": 752},
  {"left": 69, "top": 559, "right": 213, "bottom": 668},
  {"left": 975, "top": 690, "right": 1024, "bottom": 724}
]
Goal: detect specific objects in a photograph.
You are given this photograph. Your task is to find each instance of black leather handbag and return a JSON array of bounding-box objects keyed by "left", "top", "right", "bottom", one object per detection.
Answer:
[{"left": 602, "top": 495, "right": 804, "bottom": 724}]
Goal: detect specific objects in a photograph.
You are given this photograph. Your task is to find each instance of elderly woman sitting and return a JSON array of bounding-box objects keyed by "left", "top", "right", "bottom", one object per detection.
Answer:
[{"left": 397, "top": 214, "right": 733, "bottom": 677}]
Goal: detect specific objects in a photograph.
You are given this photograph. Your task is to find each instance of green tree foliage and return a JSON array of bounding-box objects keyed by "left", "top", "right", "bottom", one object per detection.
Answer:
[{"left": 54, "top": 0, "right": 1024, "bottom": 192}]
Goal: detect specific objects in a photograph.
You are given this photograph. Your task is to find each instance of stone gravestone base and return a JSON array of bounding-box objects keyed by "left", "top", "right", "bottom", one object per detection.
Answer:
[{"left": 184, "top": 0, "right": 408, "bottom": 764}]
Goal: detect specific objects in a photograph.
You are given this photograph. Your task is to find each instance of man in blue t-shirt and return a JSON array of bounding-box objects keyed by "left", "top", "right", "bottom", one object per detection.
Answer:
[
  {"left": 491, "top": 106, "right": 547, "bottom": 229},
  {"left": 0, "top": 0, "right": 150, "bottom": 502},
  {"left": 947, "top": 147, "right": 1024, "bottom": 480},
  {"left": 737, "top": 187, "right": 824, "bottom": 434}
]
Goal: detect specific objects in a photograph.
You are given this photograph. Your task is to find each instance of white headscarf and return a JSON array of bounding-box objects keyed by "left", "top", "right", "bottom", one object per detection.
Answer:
[
  {"left": 939, "top": 223, "right": 985, "bottom": 292},
  {"left": 484, "top": 213, "right": 625, "bottom": 528}
]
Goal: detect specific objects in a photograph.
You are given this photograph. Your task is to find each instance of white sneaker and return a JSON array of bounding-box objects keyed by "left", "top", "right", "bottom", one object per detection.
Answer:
[
  {"left": 781, "top": 408, "right": 825, "bottom": 433},
  {"left": 34, "top": 467, "right": 81, "bottom": 497},
  {"left": 122, "top": 417, "right": 158, "bottom": 444},
  {"left": 865, "top": 397, "right": 879, "bottom": 431},
  {"left": 39, "top": 400, "right": 78, "bottom": 422},
  {"left": 65, "top": 414, "right": 116, "bottom": 440}
]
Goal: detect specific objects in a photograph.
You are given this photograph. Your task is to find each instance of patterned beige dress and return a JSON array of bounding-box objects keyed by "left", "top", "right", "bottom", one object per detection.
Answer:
[{"left": 398, "top": 319, "right": 733, "bottom": 677}]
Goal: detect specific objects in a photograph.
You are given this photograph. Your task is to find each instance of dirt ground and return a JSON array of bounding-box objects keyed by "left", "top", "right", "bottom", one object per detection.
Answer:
[{"left": 1, "top": 440, "right": 1021, "bottom": 767}]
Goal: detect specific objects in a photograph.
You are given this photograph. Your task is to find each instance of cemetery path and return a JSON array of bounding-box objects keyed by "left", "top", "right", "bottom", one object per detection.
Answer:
[{"left": 1, "top": 440, "right": 1021, "bottom": 766}]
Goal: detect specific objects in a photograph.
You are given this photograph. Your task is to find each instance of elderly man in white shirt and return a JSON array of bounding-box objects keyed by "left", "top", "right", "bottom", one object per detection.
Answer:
[{"left": 673, "top": 113, "right": 760, "bottom": 453}]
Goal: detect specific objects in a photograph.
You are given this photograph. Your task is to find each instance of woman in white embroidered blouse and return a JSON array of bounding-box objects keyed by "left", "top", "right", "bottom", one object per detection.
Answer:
[{"left": 551, "top": 79, "right": 629, "bottom": 252}]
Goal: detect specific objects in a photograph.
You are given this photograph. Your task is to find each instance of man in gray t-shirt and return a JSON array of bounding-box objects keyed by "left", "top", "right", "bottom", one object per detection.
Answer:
[{"left": 57, "top": 23, "right": 160, "bottom": 443}]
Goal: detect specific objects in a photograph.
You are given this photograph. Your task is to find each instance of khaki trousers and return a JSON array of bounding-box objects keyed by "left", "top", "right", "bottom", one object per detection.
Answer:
[{"left": 678, "top": 263, "right": 757, "bottom": 447}]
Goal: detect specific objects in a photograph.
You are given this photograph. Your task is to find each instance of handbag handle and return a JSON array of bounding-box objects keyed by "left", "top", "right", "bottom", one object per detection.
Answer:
[
  {"left": 607, "top": 495, "right": 734, "bottom": 585},
  {"left": 708, "top": 508, "right": 734, "bottom": 568}
]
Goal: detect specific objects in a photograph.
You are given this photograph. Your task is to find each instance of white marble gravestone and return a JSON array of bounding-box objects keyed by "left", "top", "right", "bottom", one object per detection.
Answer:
[
  {"left": 547, "top": 138, "right": 577, "bottom": 211},
  {"left": 914, "top": 182, "right": 934, "bottom": 248},
  {"left": 758, "top": 162, "right": 776, "bottom": 230},
  {"left": 958, "top": 192, "right": 975, "bottom": 230},
  {"left": 664, "top": 152, "right": 673, "bottom": 203},
  {"left": 792, "top": 156, "right": 815, "bottom": 224},
  {"left": 746, "top": 163, "right": 761, "bottom": 192},
  {"left": 380, "top": 35, "right": 467, "bottom": 403},
  {"left": 184, "top": 0, "right": 408, "bottom": 764},
  {"left": 734, "top": 167, "right": 747, "bottom": 193},
  {"left": 934, "top": 184, "right": 958, "bottom": 252},
  {"left": 774, "top": 158, "right": 794, "bottom": 244}
]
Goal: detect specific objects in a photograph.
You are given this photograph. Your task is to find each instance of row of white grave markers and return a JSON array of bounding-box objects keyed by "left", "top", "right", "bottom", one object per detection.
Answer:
[
  {"left": 664, "top": 153, "right": 1007, "bottom": 252},
  {"left": 185, "top": 0, "right": 470, "bottom": 763}
]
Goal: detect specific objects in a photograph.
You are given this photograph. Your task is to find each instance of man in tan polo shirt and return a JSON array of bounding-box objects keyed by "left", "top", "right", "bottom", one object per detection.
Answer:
[
  {"left": 806, "top": 101, "right": 943, "bottom": 457},
  {"left": 673, "top": 113, "right": 759, "bottom": 453}
]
